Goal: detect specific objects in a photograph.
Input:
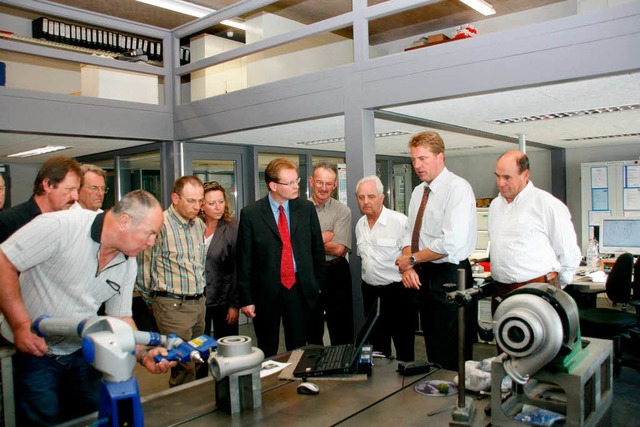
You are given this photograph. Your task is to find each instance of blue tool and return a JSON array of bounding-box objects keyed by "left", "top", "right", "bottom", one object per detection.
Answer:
[{"left": 154, "top": 334, "right": 217, "bottom": 364}]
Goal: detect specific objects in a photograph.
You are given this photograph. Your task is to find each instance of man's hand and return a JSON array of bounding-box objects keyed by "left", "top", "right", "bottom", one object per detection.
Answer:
[
  {"left": 321, "top": 230, "right": 335, "bottom": 244},
  {"left": 13, "top": 321, "right": 48, "bottom": 357},
  {"left": 402, "top": 269, "right": 422, "bottom": 290},
  {"left": 241, "top": 305, "right": 256, "bottom": 318},
  {"left": 141, "top": 347, "right": 176, "bottom": 374},
  {"left": 227, "top": 307, "right": 239, "bottom": 324},
  {"left": 395, "top": 254, "right": 413, "bottom": 273}
]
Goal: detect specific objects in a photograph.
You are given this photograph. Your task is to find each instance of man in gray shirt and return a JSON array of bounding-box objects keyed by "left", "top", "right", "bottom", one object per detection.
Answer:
[{"left": 308, "top": 162, "right": 353, "bottom": 345}]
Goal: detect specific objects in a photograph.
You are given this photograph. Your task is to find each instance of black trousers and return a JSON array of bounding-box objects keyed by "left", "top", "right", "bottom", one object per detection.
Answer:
[
  {"left": 308, "top": 257, "right": 353, "bottom": 345},
  {"left": 416, "top": 259, "right": 477, "bottom": 370},
  {"left": 253, "top": 281, "right": 309, "bottom": 358},
  {"left": 361, "top": 280, "right": 416, "bottom": 361}
]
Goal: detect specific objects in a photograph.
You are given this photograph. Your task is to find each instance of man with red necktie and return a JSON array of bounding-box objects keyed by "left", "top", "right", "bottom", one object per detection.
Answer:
[{"left": 237, "top": 158, "right": 325, "bottom": 357}]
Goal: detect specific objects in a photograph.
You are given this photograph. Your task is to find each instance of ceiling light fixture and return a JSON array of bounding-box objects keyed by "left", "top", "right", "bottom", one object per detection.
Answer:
[
  {"left": 136, "top": 0, "right": 246, "bottom": 30},
  {"left": 489, "top": 103, "right": 640, "bottom": 125},
  {"left": 458, "top": 0, "right": 496, "bottom": 16},
  {"left": 7, "top": 145, "right": 72, "bottom": 158},
  {"left": 295, "top": 130, "right": 411, "bottom": 146},
  {"left": 446, "top": 145, "right": 493, "bottom": 151},
  {"left": 563, "top": 133, "right": 640, "bottom": 142}
]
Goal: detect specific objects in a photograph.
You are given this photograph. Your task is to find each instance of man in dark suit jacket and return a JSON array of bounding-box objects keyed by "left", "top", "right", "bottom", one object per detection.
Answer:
[{"left": 237, "top": 158, "right": 325, "bottom": 357}]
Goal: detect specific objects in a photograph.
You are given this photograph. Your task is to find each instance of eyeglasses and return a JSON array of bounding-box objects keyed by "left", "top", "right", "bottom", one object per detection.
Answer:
[
  {"left": 179, "top": 195, "right": 204, "bottom": 205},
  {"left": 86, "top": 185, "right": 109, "bottom": 194},
  {"left": 312, "top": 179, "right": 335, "bottom": 188},
  {"left": 276, "top": 177, "right": 301, "bottom": 187}
]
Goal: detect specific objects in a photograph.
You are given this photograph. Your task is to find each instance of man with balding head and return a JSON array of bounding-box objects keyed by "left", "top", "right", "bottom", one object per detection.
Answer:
[
  {"left": 0, "top": 190, "right": 172, "bottom": 425},
  {"left": 488, "top": 150, "right": 581, "bottom": 312},
  {"left": 0, "top": 155, "right": 81, "bottom": 243}
]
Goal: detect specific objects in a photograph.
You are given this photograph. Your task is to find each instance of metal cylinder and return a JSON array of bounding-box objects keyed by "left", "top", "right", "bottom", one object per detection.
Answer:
[{"left": 456, "top": 268, "right": 466, "bottom": 409}]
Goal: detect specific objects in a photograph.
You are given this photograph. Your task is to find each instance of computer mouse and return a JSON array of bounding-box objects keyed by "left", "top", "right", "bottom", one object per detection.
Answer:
[{"left": 297, "top": 381, "right": 320, "bottom": 395}]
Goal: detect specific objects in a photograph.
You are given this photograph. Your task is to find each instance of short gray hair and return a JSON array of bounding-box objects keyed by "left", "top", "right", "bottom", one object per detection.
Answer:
[
  {"left": 355, "top": 175, "right": 383, "bottom": 195},
  {"left": 112, "top": 190, "right": 161, "bottom": 225}
]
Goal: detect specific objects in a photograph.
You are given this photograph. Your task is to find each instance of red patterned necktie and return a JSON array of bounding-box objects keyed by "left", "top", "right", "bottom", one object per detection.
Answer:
[
  {"left": 278, "top": 205, "right": 296, "bottom": 289},
  {"left": 411, "top": 186, "right": 430, "bottom": 253}
]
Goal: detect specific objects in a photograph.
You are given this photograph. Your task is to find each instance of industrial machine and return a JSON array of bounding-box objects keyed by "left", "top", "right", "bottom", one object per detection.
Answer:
[
  {"left": 491, "top": 283, "right": 613, "bottom": 427},
  {"left": 32, "top": 315, "right": 217, "bottom": 427}
]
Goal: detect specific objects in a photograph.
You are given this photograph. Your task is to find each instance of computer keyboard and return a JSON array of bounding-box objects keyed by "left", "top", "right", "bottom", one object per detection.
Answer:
[{"left": 318, "top": 344, "right": 352, "bottom": 370}]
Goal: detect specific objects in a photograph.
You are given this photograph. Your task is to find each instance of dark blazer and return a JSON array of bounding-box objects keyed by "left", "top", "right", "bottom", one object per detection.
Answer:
[
  {"left": 204, "top": 219, "right": 239, "bottom": 309},
  {"left": 237, "top": 196, "right": 325, "bottom": 310}
]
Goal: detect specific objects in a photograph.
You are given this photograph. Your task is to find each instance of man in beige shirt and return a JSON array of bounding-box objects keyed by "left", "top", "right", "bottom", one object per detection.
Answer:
[{"left": 308, "top": 162, "right": 353, "bottom": 345}]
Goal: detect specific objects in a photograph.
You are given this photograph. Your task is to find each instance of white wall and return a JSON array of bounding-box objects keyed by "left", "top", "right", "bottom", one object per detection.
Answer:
[
  {"left": 245, "top": 12, "right": 353, "bottom": 88},
  {"left": 446, "top": 149, "right": 553, "bottom": 199}
]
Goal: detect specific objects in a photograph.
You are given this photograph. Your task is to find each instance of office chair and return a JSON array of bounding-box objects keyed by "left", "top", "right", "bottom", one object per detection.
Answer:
[
  {"left": 632, "top": 256, "right": 640, "bottom": 301},
  {"left": 579, "top": 252, "right": 638, "bottom": 377}
]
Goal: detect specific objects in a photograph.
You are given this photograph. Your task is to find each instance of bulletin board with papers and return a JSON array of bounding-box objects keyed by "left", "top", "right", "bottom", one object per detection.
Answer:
[{"left": 580, "top": 160, "right": 640, "bottom": 254}]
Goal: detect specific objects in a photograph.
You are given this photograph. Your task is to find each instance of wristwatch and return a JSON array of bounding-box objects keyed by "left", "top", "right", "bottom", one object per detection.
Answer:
[{"left": 408, "top": 255, "right": 417, "bottom": 266}]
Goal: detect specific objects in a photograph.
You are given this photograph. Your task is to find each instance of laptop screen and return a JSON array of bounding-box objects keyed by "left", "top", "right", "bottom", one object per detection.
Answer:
[{"left": 348, "top": 301, "right": 380, "bottom": 365}]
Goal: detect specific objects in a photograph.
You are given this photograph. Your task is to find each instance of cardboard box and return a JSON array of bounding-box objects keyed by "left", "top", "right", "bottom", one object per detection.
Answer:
[{"left": 428, "top": 34, "right": 449, "bottom": 44}]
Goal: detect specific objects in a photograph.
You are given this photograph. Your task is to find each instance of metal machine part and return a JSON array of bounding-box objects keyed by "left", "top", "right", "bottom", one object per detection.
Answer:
[
  {"left": 492, "top": 283, "right": 580, "bottom": 384},
  {"left": 209, "top": 335, "right": 264, "bottom": 380},
  {"left": 209, "top": 336, "right": 264, "bottom": 414}
]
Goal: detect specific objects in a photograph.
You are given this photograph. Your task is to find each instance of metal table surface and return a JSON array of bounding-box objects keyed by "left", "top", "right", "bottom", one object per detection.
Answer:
[{"left": 66, "top": 356, "right": 492, "bottom": 426}]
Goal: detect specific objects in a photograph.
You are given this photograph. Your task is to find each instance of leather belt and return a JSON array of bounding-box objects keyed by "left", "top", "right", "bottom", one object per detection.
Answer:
[
  {"left": 325, "top": 257, "right": 344, "bottom": 266},
  {"left": 155, "top": 291, "right": 203, "bottom": 301},
  {"left": 497, "top": 272, "right": 558, "bottom": 289}
]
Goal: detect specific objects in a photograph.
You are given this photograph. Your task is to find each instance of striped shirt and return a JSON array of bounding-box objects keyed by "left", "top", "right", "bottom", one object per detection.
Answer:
[
  {"left": 137, "top": 204, "right": 206, "bottom": 296},
  {"left": 0, "top": 209, "right": 136, "bottom": 355}
]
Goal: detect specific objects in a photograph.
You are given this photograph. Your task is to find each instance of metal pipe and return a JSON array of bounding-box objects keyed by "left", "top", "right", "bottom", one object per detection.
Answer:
[{"left": 457, "top": 268, "right": 466, "bottom": 409}]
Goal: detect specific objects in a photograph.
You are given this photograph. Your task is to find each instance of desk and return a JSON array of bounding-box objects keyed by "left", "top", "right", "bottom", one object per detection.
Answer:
[
  {"left": 566, "top": 267, "right": 607, "bottom": 308},
  {"left": 66, "top": 357, "right": 491, "bottom": 426}
]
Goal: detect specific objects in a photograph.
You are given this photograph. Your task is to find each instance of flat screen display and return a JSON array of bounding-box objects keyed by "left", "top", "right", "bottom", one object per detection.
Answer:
[{"left": 600, "top": 217, "right": 640, "bottom": 256}]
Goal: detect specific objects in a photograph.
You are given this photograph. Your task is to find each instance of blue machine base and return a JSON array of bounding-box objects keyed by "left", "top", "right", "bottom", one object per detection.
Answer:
[{"left": 98, "top": 378, "right": 144, "bottom": 427}]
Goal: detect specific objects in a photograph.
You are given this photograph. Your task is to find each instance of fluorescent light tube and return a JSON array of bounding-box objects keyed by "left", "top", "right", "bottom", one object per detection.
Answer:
[
  {"left": 137, "top": 0, "right": 246, "bottom": 30},
  {"left": 459, "top": 0, "right": 496, "bottom": 16},
  {"left": 8, "top": 145, "right": 72, "bottom": 158}
]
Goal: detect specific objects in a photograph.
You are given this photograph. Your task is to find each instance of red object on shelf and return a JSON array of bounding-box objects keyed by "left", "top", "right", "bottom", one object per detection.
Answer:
[{"left": 479, "top": 262, "right": 490, "bottom": 272}]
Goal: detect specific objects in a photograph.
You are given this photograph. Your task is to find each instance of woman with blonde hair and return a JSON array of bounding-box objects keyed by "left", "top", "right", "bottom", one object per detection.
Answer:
[{"left": 200, "top": 181, "right": 239, "bottom": 344}]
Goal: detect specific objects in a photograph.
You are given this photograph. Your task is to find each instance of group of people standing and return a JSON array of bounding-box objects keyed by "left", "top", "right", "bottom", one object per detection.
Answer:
[{"left": 0, "top": 129, "right": 581, "bottom": 426}]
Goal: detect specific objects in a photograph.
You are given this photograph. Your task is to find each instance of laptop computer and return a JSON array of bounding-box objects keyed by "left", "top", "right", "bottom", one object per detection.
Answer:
[{"left": 293, "top": 302, "right": 380, "bottom": 378}]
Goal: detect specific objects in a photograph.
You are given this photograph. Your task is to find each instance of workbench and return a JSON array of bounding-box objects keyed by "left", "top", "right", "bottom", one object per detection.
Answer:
[{"left": 65, "top": 356, "right": 491, "bottom": 426}]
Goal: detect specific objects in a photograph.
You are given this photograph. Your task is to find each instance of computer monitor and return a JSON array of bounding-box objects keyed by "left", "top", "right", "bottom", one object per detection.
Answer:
[{"left": 599, "top": 217, "right": 640, "bottom": 256}]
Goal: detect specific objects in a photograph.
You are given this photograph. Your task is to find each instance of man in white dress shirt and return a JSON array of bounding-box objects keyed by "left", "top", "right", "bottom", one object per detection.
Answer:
[
  {"left": 395, "top": 131, "right": 478, "bottom": 370},
  {"left": 356, "top": 175, "right": 415, "bottom": 362},
  {"left": 489, "top": 150, "right": 581, "bottom": 312}
]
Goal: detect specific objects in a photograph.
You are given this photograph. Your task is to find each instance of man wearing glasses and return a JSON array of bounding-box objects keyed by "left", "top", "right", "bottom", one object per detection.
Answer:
[
  {"left": 237, "top": 158, "right": 325, "bottom": 357},
  {"left": 137, "top": 176, "right": 207, "bottom": 386},
  {"left": 72, "top": 164, "right": 108, "bottom": 212},
  {"left": 307, "top": 162, "right": 353, "bottom": 346},
  {"left": 0, "top": 155, "right": 81, "bottom": 244}
]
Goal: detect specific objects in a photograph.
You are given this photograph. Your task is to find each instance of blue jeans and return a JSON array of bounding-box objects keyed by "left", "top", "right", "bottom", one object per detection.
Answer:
[{"left": 14, "top": 349, "right": 102, "bottom": 426}]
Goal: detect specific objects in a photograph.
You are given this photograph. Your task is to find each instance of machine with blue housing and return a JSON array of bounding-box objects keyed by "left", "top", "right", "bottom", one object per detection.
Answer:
[{"left": 32, "top": 315, "right": 217, "bottom": 427}]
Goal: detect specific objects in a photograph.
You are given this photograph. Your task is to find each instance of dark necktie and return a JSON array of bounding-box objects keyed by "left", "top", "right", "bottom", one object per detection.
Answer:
[
  {"left": 278, "top": 205, "right": 296, "bottom": 289},
  {"left": 411, "top": 186, "right": 431, "bottom": 253}
]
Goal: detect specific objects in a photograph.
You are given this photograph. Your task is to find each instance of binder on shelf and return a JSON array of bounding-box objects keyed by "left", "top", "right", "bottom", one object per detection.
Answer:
[{"left": 29, "top": 16, "right": 164, "bottom": 64}]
